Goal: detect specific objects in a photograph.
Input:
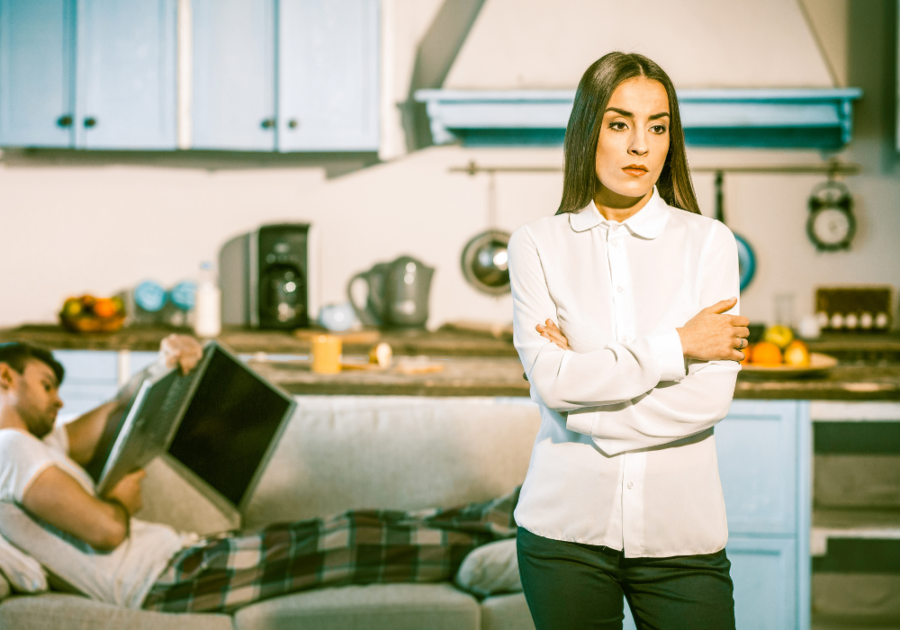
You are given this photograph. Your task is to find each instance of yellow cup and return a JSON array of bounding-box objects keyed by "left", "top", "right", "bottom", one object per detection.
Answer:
[{"left": 311, "top": 334, "right": 342, "bottom": 374}]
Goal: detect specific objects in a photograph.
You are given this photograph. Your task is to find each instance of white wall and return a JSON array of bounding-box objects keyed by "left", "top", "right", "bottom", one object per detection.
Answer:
[{"left": 0, "top": 0, "right": 897, "bottom": 331}]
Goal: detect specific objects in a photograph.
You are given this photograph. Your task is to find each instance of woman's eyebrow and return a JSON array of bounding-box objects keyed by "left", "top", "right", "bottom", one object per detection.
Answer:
[{"left": 605, "top": 107, "right": 670, "bottom": 120}]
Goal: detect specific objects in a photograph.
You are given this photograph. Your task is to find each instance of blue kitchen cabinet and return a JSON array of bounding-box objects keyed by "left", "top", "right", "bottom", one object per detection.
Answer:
[
  {"left": 75, "top": 0, "right": 177, "bottom": 149},
  {"left": 717, "top": 400, "right": 811, "bottom": 630},
  {"left": 191, "top": 0, "right": 276, "bottom": 151},
  {"left": 0, "top": 0, "right": 176, "bottom": 149},
  {"left": 54, "top": 350, "right": 159, "bottom": 422},
  {"left": 277, "top": 0, "right": 379, "bottom": 151},
  {"left": 0, "top": 0, "right": 75, "bottom": 147},
  {"left": 623, "top": 401, "right": 811, "bottom": 630},
  {"left": 54, "top": 350, "right": 119, "bottom": 421},
  {"left": 192, "top": 0, "right": 379, "bottom": 152}
]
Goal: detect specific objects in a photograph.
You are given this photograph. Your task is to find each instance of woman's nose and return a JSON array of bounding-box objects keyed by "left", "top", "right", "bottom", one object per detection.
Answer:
[{"left": 628, "top": 128, "right": 649, "bottom": 156}]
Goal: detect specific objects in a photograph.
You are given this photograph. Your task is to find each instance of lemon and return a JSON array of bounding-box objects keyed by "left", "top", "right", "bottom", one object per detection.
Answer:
[
  {"left": 763, "top": 325, "right": 794, "bottom": 350},
  {"left": 783, "top": 340, "right": 810, "bottom": 367}
]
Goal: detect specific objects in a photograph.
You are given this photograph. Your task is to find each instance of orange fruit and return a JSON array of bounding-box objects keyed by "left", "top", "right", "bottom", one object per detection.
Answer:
[
  {"left": 784, "top": 340, "right": 810, "bottom": 367},
  {"left": 750, "top": 341, "right": 782, "bottom": 366},
  {"left": 93, "top": 298, "right": 117, "bottom": 318},
  {"left": 740, "top": 344, "right": 753, "bottom": 365}
]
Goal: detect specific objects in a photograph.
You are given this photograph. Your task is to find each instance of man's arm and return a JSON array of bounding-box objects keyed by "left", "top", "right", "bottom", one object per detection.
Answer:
[
  {"left": 64, "top": 334, "right": 204, "bottom": 466},
  {"left": 21, "top": 466, "right": 144, "bottom": 551}
]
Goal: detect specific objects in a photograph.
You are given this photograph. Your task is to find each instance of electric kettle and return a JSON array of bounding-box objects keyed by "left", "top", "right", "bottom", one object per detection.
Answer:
[{"left": 347, "top": 255, "right": 434, "bottom": 329}]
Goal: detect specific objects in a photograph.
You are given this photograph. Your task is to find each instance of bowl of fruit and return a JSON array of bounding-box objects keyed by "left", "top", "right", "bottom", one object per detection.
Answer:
[
  {"left": 59, "top": 295, "right": 126, "bottom": 333},
  {"left": 740, "top": 325, "right": 837, "bottom": 377}
]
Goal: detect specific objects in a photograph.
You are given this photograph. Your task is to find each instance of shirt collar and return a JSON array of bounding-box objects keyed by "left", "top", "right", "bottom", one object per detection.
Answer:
[{"left": 568, "top": 186, "right": 670, "bottom": 239}]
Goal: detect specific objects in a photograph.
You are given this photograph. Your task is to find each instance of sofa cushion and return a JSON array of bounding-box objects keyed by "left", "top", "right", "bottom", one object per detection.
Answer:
[
  {"left": 480, "top": 592, "right": 536, "bottom": 630},
  {"left": 0, "top": 531, "right": 46, "bottom": 594},
  {"left": 243, "top": 396, "right": 541, "bottom": 528},
  {"left": 455, "top": 538, "right": 522, "bottom": 597},
  {"left": 0, "top": 593, "right": 232, "bottom": 630},
  {"left": 233, "top": 583, "right": 479, "bottom": 630}
]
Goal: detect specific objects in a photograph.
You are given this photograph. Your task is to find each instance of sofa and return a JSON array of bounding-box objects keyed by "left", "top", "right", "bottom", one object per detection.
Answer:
[{"left": 0, "top": 395, "right": 542, "bottom": 630}]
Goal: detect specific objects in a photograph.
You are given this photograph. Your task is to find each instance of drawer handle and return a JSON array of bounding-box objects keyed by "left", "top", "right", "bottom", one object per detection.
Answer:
[
  {"left": 288, "top": 119, "right": 299, "bottom": 129},
  {"left": 57, "top": 115, "right": 73, "bottom": 128},
  {"left": 261, "top": 118, "right": 276, "bottom": 129},
  {"left": 84, "top": 117, "right": 97, "bottom": 128}
]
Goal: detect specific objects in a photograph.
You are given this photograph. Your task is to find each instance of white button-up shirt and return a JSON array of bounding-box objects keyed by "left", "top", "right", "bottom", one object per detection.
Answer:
[{"left": 509, "top": 187, "right": 741, "bottom": 558}]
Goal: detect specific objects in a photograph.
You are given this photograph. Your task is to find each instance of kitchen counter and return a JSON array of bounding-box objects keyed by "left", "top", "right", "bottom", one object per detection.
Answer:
[
  {"left": 3, "top": 324, "right": 900, "bottom": 400},
  {"left": 248, "top": 357, "right": 900, "bottom": 400}
]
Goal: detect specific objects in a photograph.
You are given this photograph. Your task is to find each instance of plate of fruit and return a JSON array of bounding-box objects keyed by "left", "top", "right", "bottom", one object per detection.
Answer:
[
  {"left": 60, "top": 295, "right": 126, "bottom": 333},
  {"left": 740, "top": 325, "right": 837, "bottom": 377}
]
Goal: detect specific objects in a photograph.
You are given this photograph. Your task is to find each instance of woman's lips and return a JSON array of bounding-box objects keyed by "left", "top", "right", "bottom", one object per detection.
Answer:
[{"left": 622, "top": 165, "right": 648, "bottom": 177}]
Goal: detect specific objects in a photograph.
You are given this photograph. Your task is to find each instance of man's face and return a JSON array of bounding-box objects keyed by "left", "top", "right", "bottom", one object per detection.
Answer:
[{"left": 4, "top": 360, "right": 63, "bottom": 438}]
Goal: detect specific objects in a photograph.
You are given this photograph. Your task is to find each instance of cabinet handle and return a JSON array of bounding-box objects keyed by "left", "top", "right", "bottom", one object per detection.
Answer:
[
  {"left": 84, "top": 117, "right": 97, "bottom": 128},
  {"left": 57, "top": 115, "right": 73, "bottom": 128},
  {"left": 261, "top": 118, "right": 275, "bottom": 129},
  {"left": 287, "top": 119, "right": 298, "bottom": 129}
]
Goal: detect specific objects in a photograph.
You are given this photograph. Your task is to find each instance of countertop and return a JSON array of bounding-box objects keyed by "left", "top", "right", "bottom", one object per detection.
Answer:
[{"left": 3, "top": 324, "right": 900, "bottom": 400}]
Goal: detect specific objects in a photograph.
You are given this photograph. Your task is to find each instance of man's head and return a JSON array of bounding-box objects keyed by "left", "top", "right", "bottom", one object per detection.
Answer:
[{"left": 0, "top": 342, "right": 65, "bottom": 438}]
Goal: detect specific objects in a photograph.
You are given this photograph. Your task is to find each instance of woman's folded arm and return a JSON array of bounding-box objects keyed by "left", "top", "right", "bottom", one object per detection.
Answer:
[
  {"left": 565, "top": 358, "right": 739, "bottom": 455},
  {"left": 509, "top": 226, "right": 686, "bottom": 412}
]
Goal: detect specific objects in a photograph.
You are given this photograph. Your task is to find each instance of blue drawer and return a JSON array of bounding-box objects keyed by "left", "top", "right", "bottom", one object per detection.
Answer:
[{"left": 716, "top": 400, "right": 802, "bottom": 535}]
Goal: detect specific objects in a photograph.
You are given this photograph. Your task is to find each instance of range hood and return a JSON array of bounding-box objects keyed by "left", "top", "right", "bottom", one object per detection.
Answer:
[
  {"left": 412, "top": 0, "right": 862, "bottom": 150},
  {"left": 415, "top": 88, "right": 862, "bottom": 149}
]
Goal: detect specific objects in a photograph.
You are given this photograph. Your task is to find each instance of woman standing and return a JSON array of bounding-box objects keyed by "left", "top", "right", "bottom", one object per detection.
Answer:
[{"left": 509, "top": 52, "right": 750, "bottom": 630}]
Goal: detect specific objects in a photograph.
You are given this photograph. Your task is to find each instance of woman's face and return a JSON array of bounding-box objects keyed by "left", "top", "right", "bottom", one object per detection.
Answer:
[{"left": 594, "top": 77, "right": 670, "bottom": 201}]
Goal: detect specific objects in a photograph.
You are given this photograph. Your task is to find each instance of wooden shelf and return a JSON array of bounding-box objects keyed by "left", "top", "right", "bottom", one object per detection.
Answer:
[{"left": 812, "top": 508, "right": 900, "bottom": 556}]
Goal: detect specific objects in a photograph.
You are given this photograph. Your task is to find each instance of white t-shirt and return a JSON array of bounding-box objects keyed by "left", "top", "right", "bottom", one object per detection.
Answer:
[{"left": 0, "top": 426, "right": 193, "bottom": 608}]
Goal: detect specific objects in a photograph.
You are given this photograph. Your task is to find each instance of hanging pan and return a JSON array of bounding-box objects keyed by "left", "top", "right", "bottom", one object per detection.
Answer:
[{"left": 715, "top": 171, "right": 756, "bottom": 292}]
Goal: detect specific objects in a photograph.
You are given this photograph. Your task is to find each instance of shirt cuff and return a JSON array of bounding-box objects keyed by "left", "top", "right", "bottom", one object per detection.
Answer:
[
  {"left": 646, "top": 329, "right": 686, "bottom": 382},
  {"left": 565, "top": 410, "right": 595, "bottom": 436}
]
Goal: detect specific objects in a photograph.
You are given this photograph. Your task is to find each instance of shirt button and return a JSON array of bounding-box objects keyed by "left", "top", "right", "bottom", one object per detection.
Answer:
[
  {"left": 617, "top": 286, "right": 624, "bottom": 293},
  {"left": 627, "top": 482, "right": 634, "bottom": 489}
]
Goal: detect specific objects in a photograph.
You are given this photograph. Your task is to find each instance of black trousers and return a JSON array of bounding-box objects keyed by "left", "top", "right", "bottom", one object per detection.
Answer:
[{"left": 517, "top": 527, "right": 736, "bottom": 630}]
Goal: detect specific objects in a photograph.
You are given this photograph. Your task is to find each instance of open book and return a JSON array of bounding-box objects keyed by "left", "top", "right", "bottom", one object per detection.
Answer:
[{"left": 85, "top": 340, "right": 296, "bottom": 522}]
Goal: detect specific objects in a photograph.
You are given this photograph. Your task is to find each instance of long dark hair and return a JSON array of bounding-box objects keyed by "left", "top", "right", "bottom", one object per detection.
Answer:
[{"left": 557, "top": 52, "right": 700, "bottom": 215}]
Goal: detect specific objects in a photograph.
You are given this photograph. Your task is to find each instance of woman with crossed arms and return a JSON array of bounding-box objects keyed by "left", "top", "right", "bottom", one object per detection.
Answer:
[{"left": 509, "top": 52, "right": 750, "bottom": 630}]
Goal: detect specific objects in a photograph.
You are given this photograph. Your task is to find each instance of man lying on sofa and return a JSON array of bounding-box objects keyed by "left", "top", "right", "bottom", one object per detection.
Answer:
[{"left": 0, "top": 337, "right": 518, "bottom": 613}]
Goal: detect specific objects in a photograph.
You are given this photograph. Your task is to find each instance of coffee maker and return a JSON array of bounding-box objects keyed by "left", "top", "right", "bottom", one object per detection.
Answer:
[{"left": 220, "top": 223, "right": 318, "bottom": 330}]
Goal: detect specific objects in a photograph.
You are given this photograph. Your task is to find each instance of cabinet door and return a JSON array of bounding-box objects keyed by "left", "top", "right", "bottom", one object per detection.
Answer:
[
  {"left": 192, "top": 0, "right": 276, "bottom": 151},
  {"left": 54, "top": 350, "right": 119, "bottom": 422},
  {"left": 716, "top": 400, "right": 801, "bottom": 535},
  {"left": 728, "top": 536, "right": 800, "bottom": 630},
  {"left": 278, "top": 0, "right": 379, "bottom": 151},
  {"left": 75, "top": 0, "right": 177, "bottom": 149},
  {"left": 0, "top": 0, "right": 75, "bottom": 147}
]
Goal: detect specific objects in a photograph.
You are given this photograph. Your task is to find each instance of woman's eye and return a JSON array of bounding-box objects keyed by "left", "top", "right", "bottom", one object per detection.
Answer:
[
  {"left": 609, "top": 121, "right": 627, "bottom": 131},
  {"left": 651, "top": 125, "right": 668, "bottom": 134}
]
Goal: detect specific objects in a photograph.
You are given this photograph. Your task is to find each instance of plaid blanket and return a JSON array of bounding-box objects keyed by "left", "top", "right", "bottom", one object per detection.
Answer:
[{"left": 142, "top": 487, "right": 520, "bottom": 613}]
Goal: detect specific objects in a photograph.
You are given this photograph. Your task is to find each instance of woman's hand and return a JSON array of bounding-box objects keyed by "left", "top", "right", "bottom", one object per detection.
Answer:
[
  {"left": 677, "top": 297, "right": 750, "bottom": 362},
  {"left": 536, "top": 319, "right": 569, "bottom": 350}
]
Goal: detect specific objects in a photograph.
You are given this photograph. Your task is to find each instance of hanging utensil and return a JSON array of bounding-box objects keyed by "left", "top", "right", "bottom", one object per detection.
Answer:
[
  {"left": 460, "top": 168, "right": 512, "bottom": 295},
  {"left": 715, "top": 171, "right": 756, "bottom": 292}
]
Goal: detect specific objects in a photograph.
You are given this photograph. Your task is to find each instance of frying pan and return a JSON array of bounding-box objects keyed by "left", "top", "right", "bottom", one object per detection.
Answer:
[{"left": 714, "top": 171, "right": 756, "bottom": 292}]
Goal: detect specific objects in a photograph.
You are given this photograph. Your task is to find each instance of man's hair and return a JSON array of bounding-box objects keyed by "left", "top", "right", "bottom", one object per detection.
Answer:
[{"left": 0, "top": 342, "right": 65, "bottom": 385}]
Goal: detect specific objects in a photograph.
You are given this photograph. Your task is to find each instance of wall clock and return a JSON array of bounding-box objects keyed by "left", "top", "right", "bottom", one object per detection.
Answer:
[{"left": 807, "top": 180, "right": 856, "bottom": 251}]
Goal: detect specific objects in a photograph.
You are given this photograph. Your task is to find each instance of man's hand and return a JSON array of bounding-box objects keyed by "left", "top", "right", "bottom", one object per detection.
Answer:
[
  {"left": 103, "top": 469, "right": 145, "bottom": 516},
  {"left": 677, "top": 297, "right": 750, "bottom": 362},
  {"left": 161, "top": 334, "right": 203, "bottom": 375},
  {"left": 536, "top": 319, "right": 569, "bottom": 350}
]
